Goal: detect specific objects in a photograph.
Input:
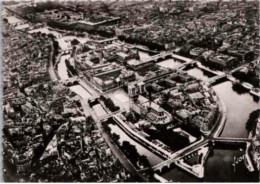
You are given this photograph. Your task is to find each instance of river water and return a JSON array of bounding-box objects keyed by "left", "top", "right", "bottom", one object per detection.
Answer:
[
  {"left": 138, "top": 50, "right": 151, "bottom": 60},
  {"left": 69, "top": 85, "right": 92, "bottom": 99},
  {"left": 57, "top": 54, "right": 70, "bottom": 80},
  {"left": 157, "top": 58, "right": 182, "bottom": 69},
  {"left": 185, "top": 67, "right": 215, "bottom": 81},
  {"left": 213, "top": 81, "right": 260, "bottom": 138},
  {"left": 57, "top": 36, "right": 89, "bottom": 50},
  {"left": 28, "top": 27, "right": 62, "bottom": 38}
]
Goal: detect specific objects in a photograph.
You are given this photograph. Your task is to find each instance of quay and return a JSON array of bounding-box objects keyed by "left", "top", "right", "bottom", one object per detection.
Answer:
[{"left": 110, "top": 115, "right": 172, "bottom": 160}]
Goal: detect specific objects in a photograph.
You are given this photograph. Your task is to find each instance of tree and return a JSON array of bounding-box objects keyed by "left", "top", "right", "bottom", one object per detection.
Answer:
[
  {"left": 103, "top": 97, "right": 119, "bottom": 112},
  {"left": 125, "top": 112, "right": 136, "bottom": 123},
  {"left": 138, "top": 155, "right": 150, "bottom": 168},
  {"left": 47, "top": 33, "right": 55, "bottom": 39},
  {"left": 111, "top": 133, "right": 120, "bottom": 143},
  {"left": 3, "top": 18, "right": 8, "bottom": 24},
  {"left": 245, "top": 109, "right": 260, "bottom": 133},
  {"left": 71, "top": 39, "right": 80, "bottom": 45}
]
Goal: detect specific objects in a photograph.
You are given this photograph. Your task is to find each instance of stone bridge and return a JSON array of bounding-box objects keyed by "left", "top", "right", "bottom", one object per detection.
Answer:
[
  {"left": 61, "top": 77, "right": 79, "bottom": 86},
  {"left": 177, "top": 60, "right": 197, "bottom": 70},
  {"left": 207, "top": 74, "right": 227, "bottom": 84},
  {"left": 152, "top": 140, "right": 209, "bottom": 173},
  {"left": 143, "top": 52, "right": 173, "bottom": 63},
  {"left": 152, "top": 136, "right": 252, "bottom": 174},
  {"left": 97, "top": 110, "right": 123, "bottom": 122},
  {"left": 211, "top": 137, "right": 251, "bottom": 144}
]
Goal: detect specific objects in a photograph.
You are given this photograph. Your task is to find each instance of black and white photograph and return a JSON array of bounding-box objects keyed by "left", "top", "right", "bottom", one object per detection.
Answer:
[{"left": 1, "top": 0, "right": 260, "bottom": 182}]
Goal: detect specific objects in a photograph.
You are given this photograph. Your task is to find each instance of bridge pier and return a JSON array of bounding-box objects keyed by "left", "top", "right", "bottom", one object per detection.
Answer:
[
  {"left": 159, "top": 167, "right": 163, "bottom": 173},
  {"left": 167, "top": 163, "right": 170, "bottom": 169}
]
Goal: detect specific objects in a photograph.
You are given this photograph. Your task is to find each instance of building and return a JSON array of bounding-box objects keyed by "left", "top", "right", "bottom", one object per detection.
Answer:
[
  {"left": 252, "top": 118, "right": 260, "bottom": 171},
  {"left": 190, "top": 47, "right": 205, "bottom": 57},
  {"left": 175, "top": 109, "right": 192, "bottom": 123},
  {"left": 116, "top": 52, "right": 130, "bottom": 63},
  {"left": 131, "top": 95, "right": 172, "bottom": 126},
  {"left": 208, "top": 54, "right": 238, "bottom": 69},
  {"left": 192, "top": 115, "right": 210, "bottom": 132},
  {"left": 227, "top": 49, "right": 254, "bottom": 62},
  {"left": 126, "top": 59, "right": 154, "bottom": 71},
  {"left": 128, "top": 82, "right": 146, "bottom": 98},
  {"left": 71, "top": 17, "right": 121, "bottom": 30}
]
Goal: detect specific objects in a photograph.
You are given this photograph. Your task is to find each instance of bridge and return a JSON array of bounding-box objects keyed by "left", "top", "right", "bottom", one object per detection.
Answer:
[
  {"left": 143, "top": 70, "right": 172, "bottom": 84},
  {"left": 211, "top": 137, "right": 251, "bottom": 144},
  {"left": 142, "top": 52, "right": 173, "bottom": 63},
  {"left": 207, "top": 74, "right": 227, "bottom": 84},
  {"left": 196, "top": 63, "right": 221, "bottom": 76},
  {"left": 152, "top": 139, "right": 208, "bottom": 173},
  {"left": 61, "top": 77, "right": 79, "bottom": 86},
  {"left": 97, "top": 109, "right": 123, "bottom": 122},
  {"left": 176, "top": 60, "right": 197, "bottom": 70},
  {"left": 152, "top": 136, "right": 252, "bottom": 173}
]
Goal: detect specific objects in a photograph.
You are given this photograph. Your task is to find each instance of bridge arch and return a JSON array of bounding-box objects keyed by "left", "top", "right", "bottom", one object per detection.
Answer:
[
  {"left": 164, "top": 55, "right": 172, "bottom": 59},
  {"left": 73, "top": 80, "right": 78, "bottom": 85},
  {"left": 157, "top": 57, "right": 164, "bottom": 62},
  {"left": 154, "top": 162, "right": 174, "bottom": 173}
]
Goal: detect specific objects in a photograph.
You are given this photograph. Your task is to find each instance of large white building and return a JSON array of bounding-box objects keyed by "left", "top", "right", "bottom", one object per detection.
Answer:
[{"left": 131, "top": 95, "right": 172, "bottom": 126}]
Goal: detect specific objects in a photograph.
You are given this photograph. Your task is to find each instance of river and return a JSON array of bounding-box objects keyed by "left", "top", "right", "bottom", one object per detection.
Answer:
[
  {"left": 160, "top": 148, "right": 259, "bottom": 182},
  {"left": 28, "top": 27, "right": 62, "bottom": 38},
  {"left": 185, "top": 67, "right": 215, "bottom": 81},
  {"left": 69, "top": 85, "right": 92, "bottom": 99},
  {"left": 138, "top": 50, "right": 152, "bottom": 60},
  {"left": 213, "top": 81, "right": 260, "bottom": 138},
  {"left": 57, "top": 54, "right": 70, "bottom": 80},
  {"left": 57, "top": 36, "right": 89, "bottom": 50},
  {"left": 157, "top": 58, "right": 182, "bottom": 69}
]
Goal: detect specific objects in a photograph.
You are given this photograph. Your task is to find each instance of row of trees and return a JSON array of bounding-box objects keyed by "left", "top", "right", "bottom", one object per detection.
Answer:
[
  {"left": 47, "top": 21, "right": 115, "bottom": 38},
  {"left": 102, "top": 119, "right": 151, "bottom": 170},
  {"left": 232, "top": 70, "right": 259, "bottom": 88},
  {"left": 144, "top": 127, "right": 190, "bottom": 152},
  {"left": 246, "top": 109, "right": 260, "bottom": 135},
  {"left": 65, "top": 59, "right": 78, "bottom": 76},
  {"left": 118, "top": 35, "right": 165, "bottom": 51},
  {"left": 100, "top": 95, "right": 120, "bottom": 112}
]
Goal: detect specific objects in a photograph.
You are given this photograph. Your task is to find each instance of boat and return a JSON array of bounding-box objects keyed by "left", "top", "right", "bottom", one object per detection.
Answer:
[
  {"left": 242, "top": 82, "right": 253, "bottom": 90},
  {"left": 250, "top": 88, "right": 260, "bottom": 97}
]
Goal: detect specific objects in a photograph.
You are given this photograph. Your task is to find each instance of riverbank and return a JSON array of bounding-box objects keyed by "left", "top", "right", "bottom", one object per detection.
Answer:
[{"left": 211, "top": 94, "right": 227, "bottom": 138}]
